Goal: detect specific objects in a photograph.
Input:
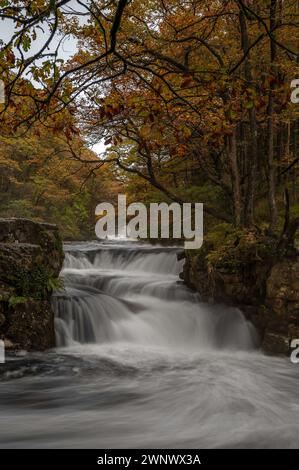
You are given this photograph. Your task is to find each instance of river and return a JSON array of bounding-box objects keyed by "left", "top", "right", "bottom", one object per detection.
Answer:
[{"left": 0, "top": 241, "right": 299, "bottom": 448}]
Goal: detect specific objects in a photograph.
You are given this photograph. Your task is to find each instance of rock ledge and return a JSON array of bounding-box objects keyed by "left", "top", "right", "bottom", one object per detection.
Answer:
[{"left": 0, "top": 218, "right": 64, "bottom": 351}]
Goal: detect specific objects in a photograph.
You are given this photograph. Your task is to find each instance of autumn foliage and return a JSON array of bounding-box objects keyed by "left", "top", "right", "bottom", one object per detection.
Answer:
[{"left": 1, "top": 0, "right": 299, "bottom": 237}]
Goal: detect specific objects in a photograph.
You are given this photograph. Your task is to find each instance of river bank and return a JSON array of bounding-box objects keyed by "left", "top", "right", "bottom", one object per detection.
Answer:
[
  {"left": 0, "top": 218, "right": 64, "bottom": 351},
  {"left": 181, "top": 226, "right": 299, "bottom": 355}
]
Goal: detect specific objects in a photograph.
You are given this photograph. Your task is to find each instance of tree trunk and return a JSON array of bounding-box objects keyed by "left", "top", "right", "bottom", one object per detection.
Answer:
[
  {"left": 267, "top": 0, "right": 278, "bottom": 228},
  {"left": 239, "top": 7, "right": 259, "bottom": 227},
  {"left": 228, "top": 128, "right": 242, "bottom": 226}
]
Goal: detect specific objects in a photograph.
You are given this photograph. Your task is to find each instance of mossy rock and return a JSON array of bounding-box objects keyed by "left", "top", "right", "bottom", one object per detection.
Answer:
[{"left": 0, "top": 218, "right": 64, "bottom": 351}]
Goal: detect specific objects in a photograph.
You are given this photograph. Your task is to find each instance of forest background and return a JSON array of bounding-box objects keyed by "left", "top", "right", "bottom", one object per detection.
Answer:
[{"left": 0, "top": 0, "right": 299, "bottom": 244}]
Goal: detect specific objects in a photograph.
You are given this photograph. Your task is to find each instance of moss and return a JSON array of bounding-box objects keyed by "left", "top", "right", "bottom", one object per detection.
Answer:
[
  {"left": 53, "top": 232, "right": 63, "bottom": 254},
  {"left": 187, "top": 224, "right": 277, "bottom": 274},
  {"left": 47, "top": 276, "right": 64, "bottom": 292},
  {"left": 6, "top": 268, "right": 63, "bottom": 300},
  {"left": 8, "top": 296, "right": 28, "bottom": 307}
]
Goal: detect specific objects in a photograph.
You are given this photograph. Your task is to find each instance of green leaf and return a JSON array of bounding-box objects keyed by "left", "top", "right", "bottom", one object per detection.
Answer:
[{"left": 244, "top": 101, "right": 254, "bottom": 110}]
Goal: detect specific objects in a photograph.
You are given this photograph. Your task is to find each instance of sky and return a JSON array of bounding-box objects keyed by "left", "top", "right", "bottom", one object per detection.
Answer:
[
  {"left": 0, "top": 16, "right": 77, "bottom": 61},
  {"left": 0, "top": 6, "right": 107, "bottom": 155}
]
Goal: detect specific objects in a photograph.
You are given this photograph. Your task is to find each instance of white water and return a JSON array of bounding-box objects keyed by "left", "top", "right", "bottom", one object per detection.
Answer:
[
  {"left": 0, "top": 241, "right": 299, "bottom": 448},
  {"left": 53, "top": 242, "right": 257, "bottom": 351}
]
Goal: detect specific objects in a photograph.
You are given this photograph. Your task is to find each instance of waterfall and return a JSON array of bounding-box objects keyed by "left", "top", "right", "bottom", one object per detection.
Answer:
[
  {"left": 52, "top": 241, "right": 257, "bottom": 351},
  {"left": 2, "top": 241, "right": 299, "bottom": 449}
]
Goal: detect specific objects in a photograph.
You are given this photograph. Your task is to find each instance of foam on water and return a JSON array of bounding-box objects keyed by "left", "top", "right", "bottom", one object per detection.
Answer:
[
  {"left": 54, "top": 241, "right": 257, "bottom": 351},
  {"left": 0, "top": 241, "right": 299, "bottom": 449}
]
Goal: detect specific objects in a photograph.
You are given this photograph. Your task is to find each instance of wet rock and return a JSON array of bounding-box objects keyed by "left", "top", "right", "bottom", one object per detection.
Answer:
[
  {"left": 266, "top": 259, "right": 299, "bottom": 313},
  {"left": 0, "top": 313, "right": 5, "bottom": 327},
  {"left": 5, "top": 300, "right": 55, "bottom": 351},
  {"left": 0, "top": 218, "right": 64, "bottom": 351},
  {"left": 263, "top": 329, "right": 290, "bottom": 355},
  {"left": 4, "top": 338, "right": 15, "bottom": 350},
  {"left": 182, "top": 249, "right": 299, "bottom": 356}
]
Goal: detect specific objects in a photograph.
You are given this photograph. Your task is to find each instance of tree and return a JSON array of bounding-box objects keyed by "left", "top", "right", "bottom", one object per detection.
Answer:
[{"left": 1, "top": 0, "right": 299, "bottom": 233}]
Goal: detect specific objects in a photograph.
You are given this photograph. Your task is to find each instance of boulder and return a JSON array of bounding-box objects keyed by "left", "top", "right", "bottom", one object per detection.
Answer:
[
  {"left": 0, "top": 218, "right": 64, "bottom": 351},
  {"left": 182, "top": 247, "right": 299, "bottom": 356}
]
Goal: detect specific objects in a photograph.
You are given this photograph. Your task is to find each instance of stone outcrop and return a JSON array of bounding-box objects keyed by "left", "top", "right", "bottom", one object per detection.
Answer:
[
  {"left": 0, "top": 218, "right": 64, "bottom": 351},
  {"left": 181, "top": 235, "right": 299, "bottom": 355},
  {"left": 263, "top": 259, "right": 299, "bottom": 354}
]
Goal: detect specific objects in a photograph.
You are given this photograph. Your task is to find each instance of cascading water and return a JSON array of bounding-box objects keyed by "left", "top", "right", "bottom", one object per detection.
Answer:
[
  {"left": 53, "top": 241, "right": 257, "bottom": 351},
  {"left": 1, "top": 240, "right": 299, "bottom": 449}
]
